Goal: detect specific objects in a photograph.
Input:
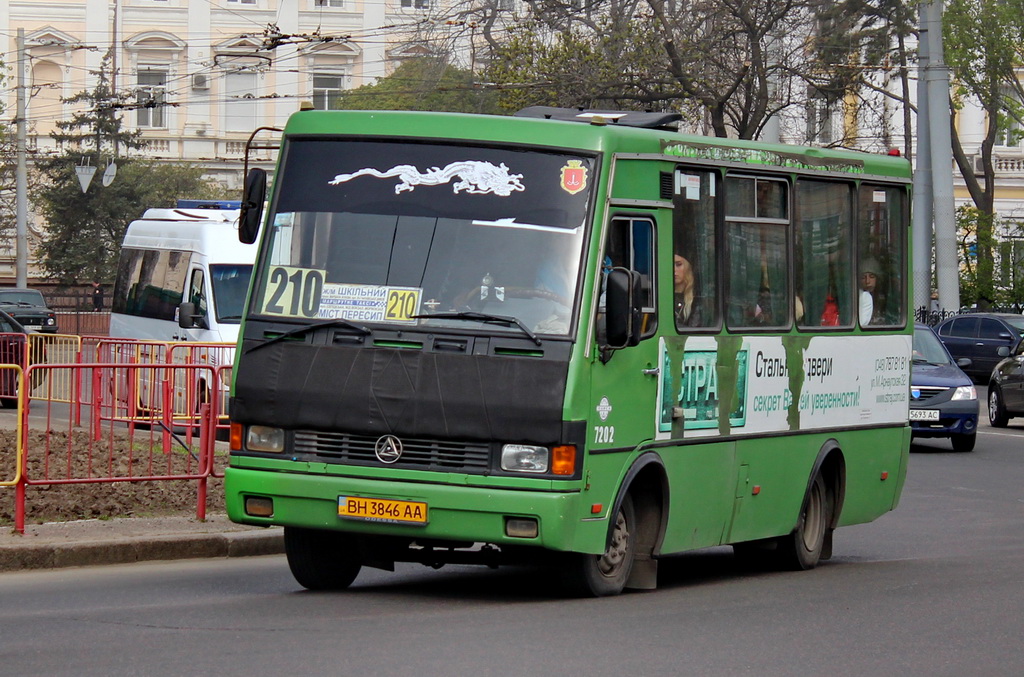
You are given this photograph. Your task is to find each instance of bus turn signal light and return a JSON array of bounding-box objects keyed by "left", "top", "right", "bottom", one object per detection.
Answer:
[
  {"left": 551, "top": 445, "right": 576, "bottom": 475},
  {"left": 230, "top": 422, "right": 243, "bottom": 451},
  {"left": 245, "top": 496, "right": 274, "bottom": 517}
]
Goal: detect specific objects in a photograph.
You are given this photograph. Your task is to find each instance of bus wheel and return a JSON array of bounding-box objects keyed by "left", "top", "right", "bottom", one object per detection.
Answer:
[
  {"left": 561, "top": 494, "right": 636, "bottom": 597},
  {"left": 778, "top": 472, "right": 829, "bottom": 571},
  {"left": 284, "top": 527, "right": 362, "bottom": 590}
]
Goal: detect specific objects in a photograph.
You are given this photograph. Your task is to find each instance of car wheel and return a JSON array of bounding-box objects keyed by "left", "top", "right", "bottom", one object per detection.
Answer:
[
  {"left": 951, "top": 432, "right": 976, "bottom": 452},
  {"left": 988, "top": 386, "right": 1010, "bottom": 428}
]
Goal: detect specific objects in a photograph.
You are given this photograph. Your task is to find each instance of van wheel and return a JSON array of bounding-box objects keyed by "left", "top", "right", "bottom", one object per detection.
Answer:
[
  {"left": 988, "top": 386, "right": 1009, "bottom": 427},
  {"left": 284, "top": 527, "right": 362, "bottom": 590},
  {"left": 777, "top": 472, "right": 830, "bottom": 571},
  {"left": 559, "top": 493, "right": 636, "bottom": 597}
]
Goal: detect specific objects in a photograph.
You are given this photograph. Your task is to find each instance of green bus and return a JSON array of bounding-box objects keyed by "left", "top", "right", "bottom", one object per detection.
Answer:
[{"left": 225, "top": 106, "right": 912, "bottom": 596}]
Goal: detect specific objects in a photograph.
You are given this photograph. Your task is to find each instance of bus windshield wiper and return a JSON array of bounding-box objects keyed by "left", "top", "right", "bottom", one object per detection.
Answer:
[
  {"left": 412, "top": 311, "right": 542, "bottom": 346},
  {"left": 245, "top": 318, "right": 371, "bottom": 354}
]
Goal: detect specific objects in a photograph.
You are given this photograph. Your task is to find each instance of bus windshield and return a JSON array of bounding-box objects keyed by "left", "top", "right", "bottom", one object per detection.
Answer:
[{"left": 251, "top": 139, "right": 595, "bottom": 337}]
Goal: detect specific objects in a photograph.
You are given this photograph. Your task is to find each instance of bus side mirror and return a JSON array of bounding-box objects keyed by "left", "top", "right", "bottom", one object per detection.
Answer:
[
  {"left": 603, "top": 268, "right": 643, "bottom": 352},
  {"left": 178, "top": 302, "right": 207, "bottom": 329},
  {"left": 239, "top": 168, "right": 267, "bottom": 245}
]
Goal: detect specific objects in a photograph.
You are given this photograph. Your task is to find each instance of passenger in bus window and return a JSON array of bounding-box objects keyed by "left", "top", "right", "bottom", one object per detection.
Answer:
[
  {"left": 860, "top": 258, "right": 881, "bottom": 325},
  {"left": 753, "top": 285, "right": 773, "bottom": 324},
  {"left": 673, "top": 253, "right": 700, "bottom": 327}
]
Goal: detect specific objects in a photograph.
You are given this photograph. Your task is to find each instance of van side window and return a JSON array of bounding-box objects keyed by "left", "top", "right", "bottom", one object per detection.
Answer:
[
  {"left": 111, "top": 247, "right": 191, "bottom": 321},
  {"left": 188, "top": 269, "right": 208, "bottom": 320}
]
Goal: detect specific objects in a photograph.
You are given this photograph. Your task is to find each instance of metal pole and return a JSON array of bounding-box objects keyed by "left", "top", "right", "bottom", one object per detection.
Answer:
[
  {"left": 924, "top": 0, "right": 960, "bottom": 313},
  {"left": 913, "top": 7, "right": 934, "bottom": 318},
  {"left": 15, "top": 29, "right": 28, "bottom": 288}
]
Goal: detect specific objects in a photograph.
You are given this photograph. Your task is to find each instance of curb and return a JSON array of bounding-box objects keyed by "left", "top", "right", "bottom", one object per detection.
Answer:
[{"left": 0, "top": 529, "right": 284, "bottom": 572}]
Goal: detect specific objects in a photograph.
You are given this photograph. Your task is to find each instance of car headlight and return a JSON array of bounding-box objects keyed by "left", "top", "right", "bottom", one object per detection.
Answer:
[
  {"left": 501, "top": 444, "right": 549, "bottom": 473},
  {"left": 951, "top": 386, "right": 977, "bottom": 401},
  {"left": 246, "top": 425, "right": 285, "bottom": 452}
]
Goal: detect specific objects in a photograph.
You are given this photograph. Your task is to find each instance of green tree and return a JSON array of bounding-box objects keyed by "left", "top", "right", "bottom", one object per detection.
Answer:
[
  {"left": 337, "top": 58, "right": 500, "bottom": 113},
  {"left": 944, "top": 0, "right": 1024, "bottom": 308},
  {"left": 34, "top": 160, "right": 225, "bottom": 286},
  {"left": 33, "top": 51, "right": 224, "bottom": 285}
]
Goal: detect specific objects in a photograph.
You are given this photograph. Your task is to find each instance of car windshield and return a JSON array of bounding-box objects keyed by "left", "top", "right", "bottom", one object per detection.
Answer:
[
  {"left": 0, "top": 290, "right": 45, "bottom": 306},
  {"left": 250, "top": 139, "right": 594, "bottom": 337},
  {"left": 913, "top": 326, "right": 952, "bottom": 365},
  {"left": 1002, "top": 316, "right": 1024, "bottom": 335},
  {"left": 210, "top": 264, "right": 252, "bottom": 323}
]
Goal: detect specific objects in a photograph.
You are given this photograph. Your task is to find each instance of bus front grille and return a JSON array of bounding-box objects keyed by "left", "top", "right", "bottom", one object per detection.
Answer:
[{"left": 293, "top": 430, "right": 492, "bottom": 472}]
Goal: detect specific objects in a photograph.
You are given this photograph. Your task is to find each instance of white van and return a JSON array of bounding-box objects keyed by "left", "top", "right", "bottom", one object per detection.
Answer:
[{"left": 110, "top": 200, "right": 257, "bottom": 344}]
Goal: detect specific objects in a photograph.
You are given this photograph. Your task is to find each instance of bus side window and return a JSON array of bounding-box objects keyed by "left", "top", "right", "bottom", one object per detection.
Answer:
[
  {"left": 858, "top": 185, "right": 906, "bottom": 327},
  {"left": 725, "top": 176, "right": 790, "bottom": 330},
  {"left": 795, "top": 180, "right": 853, "bottom": 330},
  {"left": 599, "top": 216, "right": 657, "bottom": 340},
  {"left": 672, "top": 169, "right": 717, "bottom": 330}
]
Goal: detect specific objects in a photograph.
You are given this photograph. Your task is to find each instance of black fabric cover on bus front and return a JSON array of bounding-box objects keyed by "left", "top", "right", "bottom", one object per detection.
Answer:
[{"left": 231, "top": 340, "right": 569, "bottom": 444}]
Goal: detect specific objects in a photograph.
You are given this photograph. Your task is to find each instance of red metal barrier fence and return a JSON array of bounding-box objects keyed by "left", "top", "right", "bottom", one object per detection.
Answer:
[{"left": 1, "top": 339, "right": 235, "bottom": 534}]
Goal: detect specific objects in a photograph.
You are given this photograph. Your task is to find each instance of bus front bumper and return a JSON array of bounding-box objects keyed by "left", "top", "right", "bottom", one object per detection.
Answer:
[{"left": 225, "top": 467, "right": 606, "bottom": 554}]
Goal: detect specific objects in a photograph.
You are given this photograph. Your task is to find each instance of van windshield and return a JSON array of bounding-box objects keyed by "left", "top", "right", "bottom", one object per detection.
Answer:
[
  {"left": 251, "top": 139, "right": 595, "bottom": 337},
  {"left": 210, "top": 264, "right": 253, "bottom": 323}
]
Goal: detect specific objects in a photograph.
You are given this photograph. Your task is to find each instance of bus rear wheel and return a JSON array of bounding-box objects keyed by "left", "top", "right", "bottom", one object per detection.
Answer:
[
  {"left": 778, "top": 472, "right": 830, "bottom": 571},
  {"left": 284, "top": 527, "right": 362, "bottom": 590},
  {"left": 560, "top": 494, "right": 636, "bottom": 597}
]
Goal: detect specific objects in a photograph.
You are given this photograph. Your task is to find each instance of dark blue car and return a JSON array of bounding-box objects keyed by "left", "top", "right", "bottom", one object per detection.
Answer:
[{"left": 910, "top": 324, "right": 980, "bottom": 452}]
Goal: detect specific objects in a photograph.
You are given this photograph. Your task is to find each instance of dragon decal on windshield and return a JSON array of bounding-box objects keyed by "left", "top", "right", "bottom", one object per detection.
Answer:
[{"left": 328, "top": 161, "right": 526, "bottom": 196}]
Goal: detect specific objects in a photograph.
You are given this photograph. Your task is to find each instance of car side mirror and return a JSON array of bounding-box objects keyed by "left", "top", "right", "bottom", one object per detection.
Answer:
[
  {"left": 178, "top": 302, "right": 208, "bottom": 330},
  {"left": 997, "top": 346, "right": 1010, "bottom": 358},
  {"left": 602, "top": 268, "right": 643, "bottom": 357},
  {"left": 957, "top": 357, "right": 973, "bottom": 368},
  {"left": 239, "top": 168, "right": 267, "bottom": 245}
]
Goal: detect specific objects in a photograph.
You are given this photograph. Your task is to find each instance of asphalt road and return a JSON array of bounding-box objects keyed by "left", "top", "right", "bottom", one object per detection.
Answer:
[{"left": 1, "top": 392, "right": 1022, "bottom": 676}]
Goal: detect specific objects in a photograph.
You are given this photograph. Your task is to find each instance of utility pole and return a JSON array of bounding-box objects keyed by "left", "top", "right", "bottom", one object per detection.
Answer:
[
  {"left": 912, "top": 7, "right": 934, "bottom": 315},
  {"left": 16, "top": 28, "right": 28, "bottom": 288},
  {"left": 923, "top": 0, "right": 960, "bottom": 313}
]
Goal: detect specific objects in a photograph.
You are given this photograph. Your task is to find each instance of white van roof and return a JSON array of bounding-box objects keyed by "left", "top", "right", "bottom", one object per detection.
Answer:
[{"left": 123, "top": 208, "right": 257, "bottom": 264}]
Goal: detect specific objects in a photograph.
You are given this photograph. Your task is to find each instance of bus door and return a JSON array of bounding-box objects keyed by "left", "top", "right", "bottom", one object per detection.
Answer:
[{"left": 589, "top": 214, "right": 660, "bottom": 455}]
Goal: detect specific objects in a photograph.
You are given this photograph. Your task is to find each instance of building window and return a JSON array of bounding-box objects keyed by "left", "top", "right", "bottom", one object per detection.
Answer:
[
  {"left": 225, "top": 71, "right": 257, "bottom": 132},
  {"left": 315, "top": 0, "right": 344, "bottom": 6},
  {"left": 227, "top": 0, "right": 257, "bottom": 4},
  {"left": 401, "top": 0, "right": 429, "bottom": 8},
  {"left": 312, "top": 74, "right": 345, "bottom": 110},
  {"left": 996, "top": 88, "right": 1022, "bottom": 148},
  {"left": 137, "top": 70, "right": 167, "bottom": 128}
]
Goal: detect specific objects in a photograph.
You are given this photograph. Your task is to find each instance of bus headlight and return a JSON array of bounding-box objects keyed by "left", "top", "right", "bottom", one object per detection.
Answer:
[
  {"left": 247, "top": 425, "right": 285, "bottom": 452},
  {"left": 501, "top": 444, "right": 549, "bottom": 473},
  {"left": 951, "top": 386, "right": 977, "bottom": 401}
]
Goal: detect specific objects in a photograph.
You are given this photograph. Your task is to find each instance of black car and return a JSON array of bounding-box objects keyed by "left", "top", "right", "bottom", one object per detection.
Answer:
[
  {"left": 910, "top": 324, "right": 979, "bottom": 451},
  {"left": 934, "top": 313, "right": 1024, "bottom": 383},
  {"left": 0, "top": 308, "right": 26, "bottom": 407},
  {"left": 987, "top": 338, "right": 1024, "bottom": 427},
  {"left": 0, "top": 287, "right": 58, "bottom": 334}
]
